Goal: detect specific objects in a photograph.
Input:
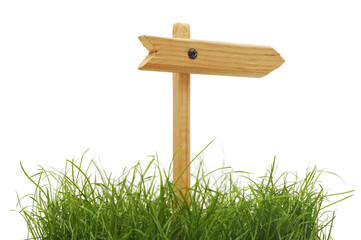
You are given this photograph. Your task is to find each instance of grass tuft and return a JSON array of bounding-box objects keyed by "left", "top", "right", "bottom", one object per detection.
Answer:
[{"left": 16, "top": 151, "right": 353, "bottom": 240}]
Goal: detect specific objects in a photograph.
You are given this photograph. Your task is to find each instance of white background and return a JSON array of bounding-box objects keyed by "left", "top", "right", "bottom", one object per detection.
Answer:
[{"left": 1, "top": 0, "right": 360, "bottom": 239}]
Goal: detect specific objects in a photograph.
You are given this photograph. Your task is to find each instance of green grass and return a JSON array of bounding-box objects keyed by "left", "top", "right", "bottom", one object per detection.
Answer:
[{"left": 16, "top": 149, "right": 353, "bottom": 240}]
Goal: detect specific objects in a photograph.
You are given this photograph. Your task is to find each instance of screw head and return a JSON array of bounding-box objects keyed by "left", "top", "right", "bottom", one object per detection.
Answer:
[{"left": 188, "top": 48, "right": 198, "bottom": 59}]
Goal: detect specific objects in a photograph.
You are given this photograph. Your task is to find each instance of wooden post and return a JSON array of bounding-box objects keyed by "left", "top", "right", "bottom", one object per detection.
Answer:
[
  {"left": 138, "top": 23, "right": 285, "bottom": 205},
  {"left": 172, "top": 23, "right": 191, "bottom": 202}
]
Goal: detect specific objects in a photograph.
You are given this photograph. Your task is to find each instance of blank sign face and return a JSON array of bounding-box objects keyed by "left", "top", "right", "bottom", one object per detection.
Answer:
[{"left": 138, "top": 35, "right": 284, "bottom": 77}]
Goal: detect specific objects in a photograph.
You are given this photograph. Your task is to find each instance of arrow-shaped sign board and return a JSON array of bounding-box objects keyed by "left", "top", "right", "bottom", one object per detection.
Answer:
[
  {"left": 138, "top": 23, "right": 284, "bottom": 204},
  {"left": 139, "top": 35, "right": 284, "bottom": 78}
]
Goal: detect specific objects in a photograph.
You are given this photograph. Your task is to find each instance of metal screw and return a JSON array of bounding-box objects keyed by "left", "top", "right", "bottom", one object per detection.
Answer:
[{"left": 188, "top": 48, "right": 198, "bottom": 59}]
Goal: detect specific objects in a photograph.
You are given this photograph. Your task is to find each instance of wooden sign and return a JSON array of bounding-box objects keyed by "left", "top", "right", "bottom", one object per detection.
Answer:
[
  {"left": 139, "top": 36, "right": 284, "bottom": 78},
  {"left": 138, "top": 23, "right": 284, "bottom": 203}
]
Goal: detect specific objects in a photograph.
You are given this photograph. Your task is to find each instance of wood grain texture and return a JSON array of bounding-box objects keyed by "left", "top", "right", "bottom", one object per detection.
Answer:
[
  {"left": 139, "top": 35, "right": 284, "bottom": 78},
  {"left": 172, "top": 23, "right": 190, "bottom": 203}
]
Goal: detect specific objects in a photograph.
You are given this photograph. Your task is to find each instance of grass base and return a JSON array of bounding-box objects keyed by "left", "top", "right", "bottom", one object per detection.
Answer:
[{"left": 16, "top": 151, "right": 353, "bottom": 240}]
